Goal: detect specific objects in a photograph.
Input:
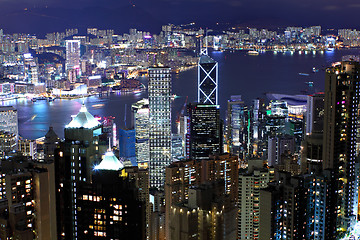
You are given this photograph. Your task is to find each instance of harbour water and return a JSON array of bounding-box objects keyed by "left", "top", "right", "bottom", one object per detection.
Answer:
[{"left": 3, "top": 49, "right": 360, "bottom": 139}]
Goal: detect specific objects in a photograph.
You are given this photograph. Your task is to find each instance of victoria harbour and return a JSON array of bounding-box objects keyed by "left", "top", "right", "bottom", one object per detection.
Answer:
[{"left": 4, "top": 48, "right": 359, "bottom": 139}]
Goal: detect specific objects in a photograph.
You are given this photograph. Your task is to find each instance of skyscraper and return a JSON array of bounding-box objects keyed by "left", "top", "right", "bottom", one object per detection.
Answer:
[
  {"left": 65, "top": 40, "right": 81, "bottom": 72},
  {"left": 148, "top": 67, "right": 172, "bottom": 189},
  {"left": 56, "top": 104, "right": 106, "bottom": 240},
  {"left": 198, "top": 54, "right": 218, "bottom": 105},
  {"left": 226, "top": 95, "right": 247, "bottom": 158},
  {"left": 188, "top": 103, "right": 222, "bottom": 160},
  {"left": 323, "top": 61, "right": 360, "bottom": 234},
  {"left": 77, "top": 151, "right": 147, "bottom": 240},
  {"left": 132, "top": 98, "right": 150, "bottom": 166}
]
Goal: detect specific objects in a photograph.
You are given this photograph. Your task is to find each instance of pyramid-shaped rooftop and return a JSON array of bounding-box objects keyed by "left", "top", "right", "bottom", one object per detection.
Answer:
[
  {"left": 94, "top": 151, "right": 124, "bottom": 171},
  {"left": 65, "top": 104, "right": 100, "bottom": 129}
]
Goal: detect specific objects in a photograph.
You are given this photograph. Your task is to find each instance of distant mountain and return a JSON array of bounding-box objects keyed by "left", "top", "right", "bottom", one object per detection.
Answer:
[{"left": 0, "top": 5, "right": 165, "bottom": 36}]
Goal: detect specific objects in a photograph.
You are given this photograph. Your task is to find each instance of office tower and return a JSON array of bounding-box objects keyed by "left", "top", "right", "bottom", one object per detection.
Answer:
[
  {"left": 238, "top": 159, "right": 273, "bottom": 240},
  {"left": 148, "top": 67, "right": 172, "bottom": 189},
  {"left": 0, "top": 106, "right": 18, "bottom": 138},
  {"left": 65, "top": 40, "right": 81, "bottom": 72},
  {"left": 55, "top": 104, "right": 106, "bottom": 240},
  {"left": 169, "top": 181, "right": 237, "bottom": 240},
  {"left": 323, "top": 61, "right": 360, "bottom": 233},
  {"left": 226, "top": 95, "right": 248, "bottom": 159},
  {"left": 267, "top": 135, "right": 295, "bottom": 166},
  {"left": 23, "top": 53, "right": 39, "bottom": 84},
  {"left": 77, "top": 151, "right": 146, "bottom": 240},
  {"left": 165, "top": 154, "right": 239, "bottom": 239},
  {"left": 132, "top": 98, "right": 150, "bottom": 165},
  {"left": 119, "top": 128, "right": 136, "bottom": 159},
  {"left": 198, "top": 54, "right": 218, "bottom": 105},
  {"left": 188, "top": 103, "right": 222, "bottom": 160}
]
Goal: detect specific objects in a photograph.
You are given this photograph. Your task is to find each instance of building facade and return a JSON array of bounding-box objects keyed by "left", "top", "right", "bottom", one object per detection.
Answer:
[{"left": 148, "top": 67, "right": 172, "bottom": 189}]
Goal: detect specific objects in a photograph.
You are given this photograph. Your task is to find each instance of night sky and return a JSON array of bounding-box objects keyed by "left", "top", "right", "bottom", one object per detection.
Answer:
[{"left": 0, "top": 0, "right": 359, "bottom": 35}]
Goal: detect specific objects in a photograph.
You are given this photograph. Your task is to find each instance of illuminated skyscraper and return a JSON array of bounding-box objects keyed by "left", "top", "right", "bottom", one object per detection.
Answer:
[
  {"left": 323, "top": 61, "right": 360, "bottom": 234},
  {"left": 77, "top": 152, "right": 146, "bottom": 240},
  {"left": 188, "top": 103, "right": 222, "bottom": 160},
  {"left": 56, "top": 105, "right": 106, "bottom": 240},
  {"left": 65, "top": 40, "right": 81, "bottom": 72},
  {"left": 198, "top": 54, "right": 218, "bottom": 105},
  {"left": 148, "top": 67, "right": 172, "bottom": 189},
  {"left": 132, "top": 98, "right": 150, "bottom": 165},
  {"left": 226, "top": 95, "right": 247, "bottom": 158}
]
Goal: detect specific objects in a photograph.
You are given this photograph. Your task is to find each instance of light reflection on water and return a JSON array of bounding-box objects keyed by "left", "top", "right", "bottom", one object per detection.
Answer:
[{"left": 2, "top": 49, "right": 360, "bottom": 140}]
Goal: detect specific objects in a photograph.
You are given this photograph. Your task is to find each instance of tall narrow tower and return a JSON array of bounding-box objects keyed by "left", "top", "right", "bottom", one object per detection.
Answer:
[
  {"left": 148, "top": 67, "right": 172, "bottom": 189},
  {"left": 323, "top": 61, "right": 360, "bottom": 234},
  {"left": 198, "top": 46, "right": 218, "bottom": 105}
]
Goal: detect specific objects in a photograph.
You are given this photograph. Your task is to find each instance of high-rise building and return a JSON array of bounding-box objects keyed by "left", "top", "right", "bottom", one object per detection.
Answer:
[
  {"left": 165, "top": 154, "right": 239, "bottom": 240},
  {"left": 77, "top": 151, "right": 146, "bottom": 240},
  {"left": 259, "top": 170, "right": 335, "bottom": 240},
  {"left": 65, "top": 40, "right": 81, "bottom": 72},
  {"left": 169, "top": 182, "right": 237, "bottom": 240},
  {"left": 323, "top": 61, "right": 360, "bottom": 233},
  {"left": 188, "top": 103, "right": 222, "bottom": 160},
  {"left": 238, "top": 159, "right": 273, "bottom": 240},
  {"left": 119, "top": 128, "right": 136, "bottom": 159},
  {"left": 132, "top": 98, "right": 150, "bottom": 165},
  {"left": 148, "top": 67, "right": 172, "bottom": 189},
  {"left": 55, "top": 104, "right": 106, "bottom": 240},
  {"left": 198, "top": 54, "right": 218, "bottom": 105},
  {"left": 226, "top": 95, "right": 248, "bottom": 159},
  {"left": 267, "top": 135, "right": 295, "bottom": 167},
  {"left": 0, "top": 106, "right": 18, "bottom": 138}
]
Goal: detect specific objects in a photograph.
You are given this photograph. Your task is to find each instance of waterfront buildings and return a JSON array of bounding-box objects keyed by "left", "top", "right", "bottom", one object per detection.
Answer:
[
  {"left": 188, "top": 103, "right": 222, "bottom": 160},
  {"left": 0, "top": 106, "right": 18, "bottom": 138},
  {"left": 148, "top": 67, "right": 172, "bottom": 189},
  {"left": 323, "top": 61, "right": 360, "bottom": 234},
  {"left": 198, "top": 54, "right": 218, "bottom": 105}
]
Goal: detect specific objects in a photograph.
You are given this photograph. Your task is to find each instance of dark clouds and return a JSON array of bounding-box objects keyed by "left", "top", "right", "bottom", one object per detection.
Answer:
[{"left": 0, "top": 0, "right": 359, "bottom": 35}]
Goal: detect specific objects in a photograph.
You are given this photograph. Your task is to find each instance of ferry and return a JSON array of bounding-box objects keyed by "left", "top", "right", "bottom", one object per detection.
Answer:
[
  {"left": 299, "top": 73, "right": 310, "bottom": 76},
  {"left": 247, "top": 50, "right": 259, "bottom": 56}
]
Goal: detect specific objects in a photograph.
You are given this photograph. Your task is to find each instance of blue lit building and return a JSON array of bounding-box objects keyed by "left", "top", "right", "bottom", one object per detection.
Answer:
[{"left": 119, "top": 128, "right": 136, "bottom": 159}]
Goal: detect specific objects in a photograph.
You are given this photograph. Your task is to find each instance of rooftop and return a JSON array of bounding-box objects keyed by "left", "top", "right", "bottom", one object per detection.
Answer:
[
  {"left": 65, "top": 104, "right": 100, "bottom": 129},
  {"left": 94, "top": 151, "right": 124, "bottom": 171}
]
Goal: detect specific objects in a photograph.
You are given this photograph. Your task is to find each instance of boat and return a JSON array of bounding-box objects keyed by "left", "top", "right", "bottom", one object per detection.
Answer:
[
  {"left": 312, "top": 67, "right": 319, "bottom": 73},
  {"left": 299, "top": 73, "right": 310, "bottom": 76},
  {"left": 247, "top": 50, "right": 259, "bottom": 56}
]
